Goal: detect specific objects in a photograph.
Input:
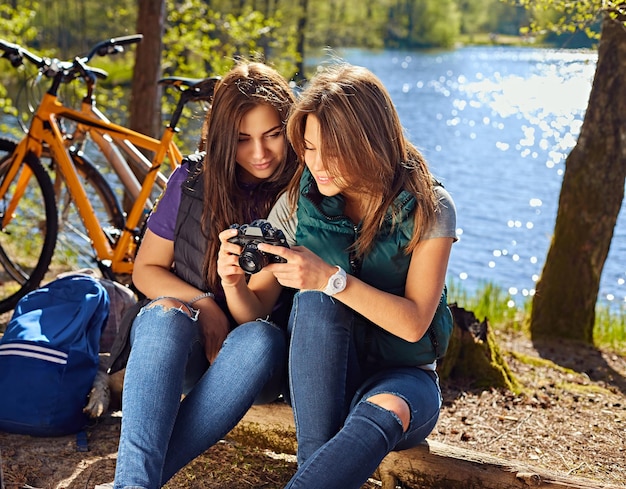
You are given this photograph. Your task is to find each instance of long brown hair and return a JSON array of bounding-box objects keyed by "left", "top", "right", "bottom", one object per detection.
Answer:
[
  {"left": 286, "top": 63, "right": 437, "bottom": 257},
  {"left": 201, "top": 61, "right": 297, "bottom": 291}
]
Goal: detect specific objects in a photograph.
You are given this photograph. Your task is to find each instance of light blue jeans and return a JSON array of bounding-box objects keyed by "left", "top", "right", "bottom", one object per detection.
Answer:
[
  {"left": 113, "top": 299, "right": 287, "bottom": 489},
  {"left": 285, "top": 291, "right": 442, "bottom": 489}
]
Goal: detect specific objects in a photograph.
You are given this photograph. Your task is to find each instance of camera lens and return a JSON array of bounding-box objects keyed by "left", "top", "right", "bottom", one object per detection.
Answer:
[{"left": 238, "top": 249, "right": 268, "bottom": 274}]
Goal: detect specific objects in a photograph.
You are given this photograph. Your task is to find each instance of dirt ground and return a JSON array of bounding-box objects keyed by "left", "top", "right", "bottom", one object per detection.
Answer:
[{"left": 1, "top": 328, "right": 625, "bottom": 489}]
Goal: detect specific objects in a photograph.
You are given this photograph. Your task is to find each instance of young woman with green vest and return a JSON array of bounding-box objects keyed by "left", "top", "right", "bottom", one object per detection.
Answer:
[{"left": 218, "top": 62, "right": 457, "bottom": 489}]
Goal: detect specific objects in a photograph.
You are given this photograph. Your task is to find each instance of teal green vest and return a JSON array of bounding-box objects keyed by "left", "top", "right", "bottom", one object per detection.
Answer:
[{"left": 295, "top": 169, "right": 452, "bottom": 367}]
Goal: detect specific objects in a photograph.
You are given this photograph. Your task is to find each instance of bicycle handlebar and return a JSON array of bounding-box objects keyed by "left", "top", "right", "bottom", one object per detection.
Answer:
[
  {"left": 85, "top": 34, "right": 144, "bottom": 62},
  {"left": 0, "top": 38, "right": 44, "bottom": 68},
  {"left": 0, "top": 34, "right": 143, "bottom": 83}
]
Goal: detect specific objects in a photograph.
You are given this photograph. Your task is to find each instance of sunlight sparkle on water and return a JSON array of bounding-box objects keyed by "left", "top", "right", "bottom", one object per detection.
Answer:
[
  {"left": 496, "top": 141, "right": 510, "bottom": 151},
  {"left": 377, "top": 47, "right": 618, "bottom": 308}
]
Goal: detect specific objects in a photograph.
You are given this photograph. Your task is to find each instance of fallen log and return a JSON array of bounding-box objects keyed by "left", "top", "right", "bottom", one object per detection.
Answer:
[
  {"left": 376, "top": 439, "right": 624, "bottom": 489},
  {"left": 239, "top": 403, "right": 624, "bottom": 489}
]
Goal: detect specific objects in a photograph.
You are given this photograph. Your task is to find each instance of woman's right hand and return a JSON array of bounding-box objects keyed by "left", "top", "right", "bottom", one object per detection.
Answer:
[
  {"left": 217, "top": 228, "right": 247, "bottom": 288},
  {"left": 217, "top": 228, "right": 284, "bottom": 324}
]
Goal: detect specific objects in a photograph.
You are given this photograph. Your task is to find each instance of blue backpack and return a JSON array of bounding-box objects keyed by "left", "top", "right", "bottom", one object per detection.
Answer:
[{"left": 0, "top": 275, "right": 109, "bottom": 436}]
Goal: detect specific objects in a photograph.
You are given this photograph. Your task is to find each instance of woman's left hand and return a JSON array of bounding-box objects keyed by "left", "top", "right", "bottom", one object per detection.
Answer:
[
  {"left": 196, "top": 299, "right": 230, "bottom": 363},
  {"left": 258, "top": 243, "right": 335, "bottom": 291}
]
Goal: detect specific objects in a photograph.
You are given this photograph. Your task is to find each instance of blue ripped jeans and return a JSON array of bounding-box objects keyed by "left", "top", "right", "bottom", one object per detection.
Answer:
[
  {"left": 113, "top": 299, "right": 286, "bottom": 489},
  {"left": 286, "top": 291, "right": 441, "bottom": 489}
]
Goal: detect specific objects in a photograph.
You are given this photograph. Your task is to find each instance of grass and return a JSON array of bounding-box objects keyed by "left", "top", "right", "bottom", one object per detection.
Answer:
[
  {"left": 448, "top": 280, "right": 626, "bottom": 356},
  {"left": 447, "top": 279, "right": 529, "bottom": 332},
  {"left": 594, "top": 302, "right": 626, "bottom": 354}
]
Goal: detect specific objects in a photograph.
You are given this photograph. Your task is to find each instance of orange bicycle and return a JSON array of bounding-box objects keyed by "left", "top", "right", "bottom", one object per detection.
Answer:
[{"left": 0, "top": 36, "right": 217, "bottom": 312}]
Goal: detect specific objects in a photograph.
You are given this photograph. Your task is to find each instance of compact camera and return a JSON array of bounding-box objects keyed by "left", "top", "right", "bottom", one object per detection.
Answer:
[{"left": 228, "top": 219, "right": 289, "bottom": 274}]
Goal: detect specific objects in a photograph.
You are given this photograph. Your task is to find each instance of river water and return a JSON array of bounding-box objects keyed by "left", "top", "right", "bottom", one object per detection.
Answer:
[{"left": 319, "top": 45, "right": 624, "bottom": 309}]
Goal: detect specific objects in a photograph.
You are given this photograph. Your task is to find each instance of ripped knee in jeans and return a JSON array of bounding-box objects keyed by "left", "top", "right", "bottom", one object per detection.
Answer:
[
  {"left": 366, "top": 393, "right": 410, "bottom": 432},
  {"left": 145, "top": 296, "right": 199, "bottom": 320}
]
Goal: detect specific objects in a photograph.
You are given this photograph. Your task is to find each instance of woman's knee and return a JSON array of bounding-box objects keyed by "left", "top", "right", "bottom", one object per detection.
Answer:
[
  {"left": 132, "top": 298, "right": 200, "bottom": 345},
  {"left": 228, "top": 320, "right": 286, "bottom": 355},
  {"left": 289, "top": 291, "right": 352, "bottom": 334},
  {"left": 366, "top": 393, "right": 410, "bottom": 432},
  {"left": 145, "top": 297, "right": 196, "bottom": 317}
]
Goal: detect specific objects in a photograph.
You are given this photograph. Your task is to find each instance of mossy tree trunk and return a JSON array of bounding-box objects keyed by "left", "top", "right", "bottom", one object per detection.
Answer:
[
  {"left": 439, "top": 305, "right": 520, "bottom": 393},
  {"left": 530, "top": 12, "right": 626, "bottom": 343}
]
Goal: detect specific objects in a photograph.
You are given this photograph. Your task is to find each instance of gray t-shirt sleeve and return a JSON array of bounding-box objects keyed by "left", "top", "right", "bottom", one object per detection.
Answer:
[
  {"left": 267, "top": 192, "right": 298, "bottom": 246},
  {"left": 423, "top": 186, "right": 458, "bottom": 241}
]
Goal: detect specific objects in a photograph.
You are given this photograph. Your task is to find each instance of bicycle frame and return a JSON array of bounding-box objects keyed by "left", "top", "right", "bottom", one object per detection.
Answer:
[
  {"left": 70, "top": 99, "right": 170, "bottom": 204},
  {"left": 2, "top": 91, "right": 182, "bottom": 275}
]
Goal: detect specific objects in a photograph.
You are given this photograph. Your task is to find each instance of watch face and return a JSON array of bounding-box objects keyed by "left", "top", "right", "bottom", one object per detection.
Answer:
[
  {"left": 324, "top": 267, "right": 347, "bottom": 295},
  {"left": 332, "top": 276, "right": 346, "bottom": 290}
]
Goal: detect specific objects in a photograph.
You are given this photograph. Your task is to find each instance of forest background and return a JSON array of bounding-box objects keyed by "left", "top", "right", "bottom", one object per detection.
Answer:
[{"left": 0, "top": 0, "right": 597, "bottom": 91}]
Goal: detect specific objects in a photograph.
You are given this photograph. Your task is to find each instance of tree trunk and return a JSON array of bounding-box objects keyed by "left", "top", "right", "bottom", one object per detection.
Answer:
[
  {"left": 129, "top": 0, "right": 166, "bottom": 140},
  {"left": 439, "top": 305, "right": 520, "bottom": 392},
  {"left": 530, "top": 12, "right": 626, "bottom": 343},
  {"left": 294, "top": 0, "right": 307, "bottom": 82}
]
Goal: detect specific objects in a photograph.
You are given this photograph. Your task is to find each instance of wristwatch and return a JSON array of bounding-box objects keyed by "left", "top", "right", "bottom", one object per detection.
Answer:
[{"left": 322, "top": 266, "right": 347, "bottom": 296}]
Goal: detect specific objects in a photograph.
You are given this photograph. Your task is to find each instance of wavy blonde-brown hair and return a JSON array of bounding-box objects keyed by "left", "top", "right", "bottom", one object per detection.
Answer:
[
  {"left": 200, "top": 61, "right": 297, "bottom": 291},
  {"left": 286, "top": 63, "right": 437, "bottom": 257}
]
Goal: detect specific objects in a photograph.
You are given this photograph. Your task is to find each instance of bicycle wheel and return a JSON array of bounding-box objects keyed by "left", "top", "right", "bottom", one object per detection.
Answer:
[{"left": 0, "top": 139, "right": 58, "bottom": 313}]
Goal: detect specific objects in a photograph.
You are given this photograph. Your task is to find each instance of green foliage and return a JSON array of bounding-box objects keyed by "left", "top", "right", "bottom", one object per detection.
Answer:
[
  {"left": 163, "top": 1, "right": 299, "bottom": 79},
  {"left": 0, "top": 3, "right": 38, "bottom": 43},
  {"left": 0, "top": 1, "right": 38, "bottom": 127},
  {"left": 505, "top": 0, "right": 610, "bottom": 41},
  {"left": 385, "top": 0, "right": 461, "bottom": 48},
  {"left": 160, "top": 0, "right": 300, "bottom": 140}
]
